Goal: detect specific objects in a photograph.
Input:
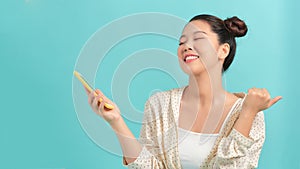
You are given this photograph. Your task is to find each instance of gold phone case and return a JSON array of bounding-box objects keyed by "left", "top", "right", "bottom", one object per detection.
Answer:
[{"left": 74, "top": 71, "right": 114, "bottom": 110}]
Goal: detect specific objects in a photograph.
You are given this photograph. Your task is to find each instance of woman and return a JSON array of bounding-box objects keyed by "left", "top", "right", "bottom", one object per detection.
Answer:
[{"left": 85, "top": 14, "right": 282, "bottom": 169}]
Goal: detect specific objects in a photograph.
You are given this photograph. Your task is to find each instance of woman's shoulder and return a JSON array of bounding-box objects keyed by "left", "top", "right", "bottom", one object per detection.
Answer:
[
  {"left": 148, "top": 86, "right": 185, "bottom": 102},
  {"left": 148, "top": 87, "right": 184, "bottom": 105}
]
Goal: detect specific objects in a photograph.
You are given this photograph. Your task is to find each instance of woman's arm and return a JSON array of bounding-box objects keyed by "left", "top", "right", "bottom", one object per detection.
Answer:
[
  {"left": 122, "top": 96, "right": 162, "bottom": 168},
  {"left": 110, "top": 117, "right": 142, "bottom": 164},
  {"left": 85, "top": 88, "right": 142, "bottom": 164},
  {"left": 207, "top": 88, "right": 281, "bottom": 168},
  {"left": 234, "top": 87, "right": 281, "bottom": 138},
  {"left": 86, "top": 88, "right": 161, "bottom": 168},
  {"left": 207, "top": 111, "right": 265, "bottom": 168}
]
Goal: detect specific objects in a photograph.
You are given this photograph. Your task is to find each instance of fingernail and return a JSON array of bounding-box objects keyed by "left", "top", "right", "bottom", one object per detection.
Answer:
[{"left": 93, "top": 92, "right": 98, "bottom": 96}]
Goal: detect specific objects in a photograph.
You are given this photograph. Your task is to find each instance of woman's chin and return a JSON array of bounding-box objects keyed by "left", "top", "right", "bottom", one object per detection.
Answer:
[
  {"left": 182, "top": 68, "right": 206, "bottom": 77},
  {"left": 179, "top": 62, "right": 207, "bottom": 76}
]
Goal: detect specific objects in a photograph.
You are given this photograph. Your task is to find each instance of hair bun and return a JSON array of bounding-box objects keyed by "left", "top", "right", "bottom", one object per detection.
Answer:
[{"left": 224, "top": 16, "right": 248, "bottom": 37}]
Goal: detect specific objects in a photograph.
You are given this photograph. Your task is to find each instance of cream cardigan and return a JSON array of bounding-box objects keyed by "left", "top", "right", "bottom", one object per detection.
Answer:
[{"left": 123, "top": 86, "right": 265, "bottom": 169}]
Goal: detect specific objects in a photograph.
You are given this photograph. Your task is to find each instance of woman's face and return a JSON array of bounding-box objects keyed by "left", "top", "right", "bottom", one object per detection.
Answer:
[{"left": 177, "top": 20, "right": 229, "bottom": 76}]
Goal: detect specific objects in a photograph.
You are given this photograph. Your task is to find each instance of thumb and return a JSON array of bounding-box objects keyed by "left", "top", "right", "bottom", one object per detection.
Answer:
[
  {"left": 83, "top": 86, "right": 90, "bottom": 95},
  {"left": 268, "top": 96, "right": 282, "bottom": 107}
]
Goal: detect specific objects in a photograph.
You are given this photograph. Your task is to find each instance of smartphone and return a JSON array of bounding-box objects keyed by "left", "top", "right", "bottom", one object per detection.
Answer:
[{"left": 73, "top": 70, "right": 114, "bottom": 110}]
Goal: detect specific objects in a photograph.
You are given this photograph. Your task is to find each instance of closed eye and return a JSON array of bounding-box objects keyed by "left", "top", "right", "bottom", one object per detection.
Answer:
[
  {"left": 179, "top": 42, "right": 184, "bottom": 46},
  {"left": 194, "top": 38, "right": 205, "bottom": 40}
]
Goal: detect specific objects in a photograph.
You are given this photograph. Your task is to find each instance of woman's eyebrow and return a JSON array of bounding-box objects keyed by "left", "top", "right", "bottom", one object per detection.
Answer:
[
  {"left": 180, "top": 31, "right": 206, "bottom": 39},
  {"left": 194, "top": 31, "right": 207, "bottom": 35},
  {"left": 179, "top": 35, "right": 186, "bottom": 39}
]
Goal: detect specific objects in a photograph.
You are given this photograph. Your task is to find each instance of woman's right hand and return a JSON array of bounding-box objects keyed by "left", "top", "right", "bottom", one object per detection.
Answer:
[{"left": 84, "top": 87, "right": 121, "bottom": 125}]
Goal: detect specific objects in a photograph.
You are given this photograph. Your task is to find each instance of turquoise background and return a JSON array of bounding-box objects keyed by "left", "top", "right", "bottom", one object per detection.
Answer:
[{"left": 1, "top": 0, "right": 299, "bottom": 168}]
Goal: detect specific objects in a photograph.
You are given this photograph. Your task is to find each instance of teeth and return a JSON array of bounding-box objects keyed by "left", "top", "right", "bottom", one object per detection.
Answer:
[{"left": 185, "top": 55, "right": 199, "bottom": 61}]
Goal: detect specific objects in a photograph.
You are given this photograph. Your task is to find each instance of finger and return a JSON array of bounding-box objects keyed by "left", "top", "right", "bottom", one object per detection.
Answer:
[
  {"left": 92, "top": 95, "right": 102, "bottom": 110},
  {"left": 95, "top": 89, "right": 109, "bottom": 100},
  {"left": 95, "top": 90, "right": 108, "bottom": 104},
  {"left": 256, "top": 88, "right": 263, "bottom": 94},
  {"left": 88, "top": 89, "right": 97, "bottom": 105},
  {"left": 97, "top": 97, "right": 113, "bottom": 110},
  {"left": 94, "top": 89, "right": 114, "bottom": 110},
  {"left": 88, "top": 95, "right": 92, "bottom": 105},
  {"left": 98, "top": 99, "right": 106, "bottom": 115},
  {"left": 247, "top": 87, "right": 254, "bottom": 93},
  {"left": 88, "top": 90, "right": 95, "bottom": 105},
  {"left": 262, "top": 88, "right": 268, "bottom": 93},
  {"left": 95, "top": 89, "right": 104, "bottom": 101},
  {"left": 89, "top": 89, "right": 96, "bottom": 97},
  {"left": 84, "top": 86, "right": 90, "bottom": 95},
  {"left": 268, "top": 96, "right": 282, "bottom": 107},
  {"left": 248, "top": 87, "right": 257, "bottom": 95},
  {"left": 95, "top": 89, "right": 103, "bottom": 96},
  {"left": 262, "top": 88, "right": 271, "bottom": 99}
]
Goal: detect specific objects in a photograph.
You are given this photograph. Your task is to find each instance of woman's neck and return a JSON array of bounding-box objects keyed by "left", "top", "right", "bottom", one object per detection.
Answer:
[{"left": 186, "top": 68, "right": 226, "bottom": 105}]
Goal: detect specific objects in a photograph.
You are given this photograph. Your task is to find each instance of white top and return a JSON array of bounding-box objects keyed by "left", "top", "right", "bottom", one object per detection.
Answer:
[
  {"left": 178, "top": 128, "right": 219, "bottom": 169},
  {"left": 125, "top": 87, "right": 265, "bottom": 169},
  {"left": 178, "top": 98, "right": 242, "bottom": 169}
]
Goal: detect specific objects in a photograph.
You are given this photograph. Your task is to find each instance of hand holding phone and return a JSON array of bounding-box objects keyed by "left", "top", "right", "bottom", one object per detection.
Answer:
[{"left": 74, "top": 71, "right": 114, "bottom": 110}]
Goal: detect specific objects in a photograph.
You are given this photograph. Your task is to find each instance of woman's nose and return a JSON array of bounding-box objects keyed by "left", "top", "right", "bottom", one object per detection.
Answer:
[{"left": 184, "top": 46, "right": 193, "bottom": 52}]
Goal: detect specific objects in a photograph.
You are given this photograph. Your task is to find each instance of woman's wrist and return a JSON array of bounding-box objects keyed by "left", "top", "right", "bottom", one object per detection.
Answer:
[
  {"left": 233, "top": 108, "right": 257, "bottom": 137},
  {"left": 239, "top": 108, "right": 258, "bottom": 119},
  {"left": 109, "top": 116, "right": 125, "bottom": 132}
]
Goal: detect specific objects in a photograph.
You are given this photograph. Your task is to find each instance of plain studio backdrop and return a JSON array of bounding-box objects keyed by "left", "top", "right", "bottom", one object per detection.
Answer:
[{"left": 0, "top": 0, "right": 299, "bottom": 169}]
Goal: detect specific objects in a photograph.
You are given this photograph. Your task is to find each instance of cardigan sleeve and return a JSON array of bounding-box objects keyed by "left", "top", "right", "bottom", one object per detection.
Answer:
[
  {"left": 122, "top": 95, "right": 162, "bottom": 169},
  {"left": 208, "top": 111, "right": 265, "bottom": 169}
]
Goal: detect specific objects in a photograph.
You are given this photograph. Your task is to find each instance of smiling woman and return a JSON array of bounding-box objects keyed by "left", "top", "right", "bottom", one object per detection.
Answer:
[{"left": 84, "top": 14, "right": 282, "bottom": 169}]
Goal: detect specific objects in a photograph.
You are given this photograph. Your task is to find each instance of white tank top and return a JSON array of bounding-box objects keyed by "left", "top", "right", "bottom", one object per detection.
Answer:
[
  {"left": 178, "top": 98, "right": 241, "bottom": 169},
  {"left": 178, "top": 128, "right": 218, "bottom": 169}
]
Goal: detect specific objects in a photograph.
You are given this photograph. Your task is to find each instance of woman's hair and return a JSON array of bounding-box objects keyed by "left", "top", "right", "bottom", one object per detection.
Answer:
[{"left": 189, "top": 14, "right": 248, "bottom": 72}]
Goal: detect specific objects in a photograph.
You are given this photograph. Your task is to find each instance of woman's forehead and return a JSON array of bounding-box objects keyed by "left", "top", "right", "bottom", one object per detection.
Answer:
[{"left": 182, "top": 20, "right": 211, "bottom": 35}]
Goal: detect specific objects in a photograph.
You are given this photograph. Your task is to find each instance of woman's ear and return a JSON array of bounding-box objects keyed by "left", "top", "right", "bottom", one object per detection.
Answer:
[{"left": 218, "top": 43, "right": 230, "bottom": 60}]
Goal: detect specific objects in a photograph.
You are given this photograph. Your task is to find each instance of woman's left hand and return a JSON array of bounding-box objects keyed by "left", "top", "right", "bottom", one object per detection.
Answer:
[{"left": 242, "top": 88, "right": 282, "bottom": 115}]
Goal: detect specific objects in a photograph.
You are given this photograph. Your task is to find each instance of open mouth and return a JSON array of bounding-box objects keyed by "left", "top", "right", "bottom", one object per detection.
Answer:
[{"left": 184, "top": 54, "right": 199, "bottom": 63}]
